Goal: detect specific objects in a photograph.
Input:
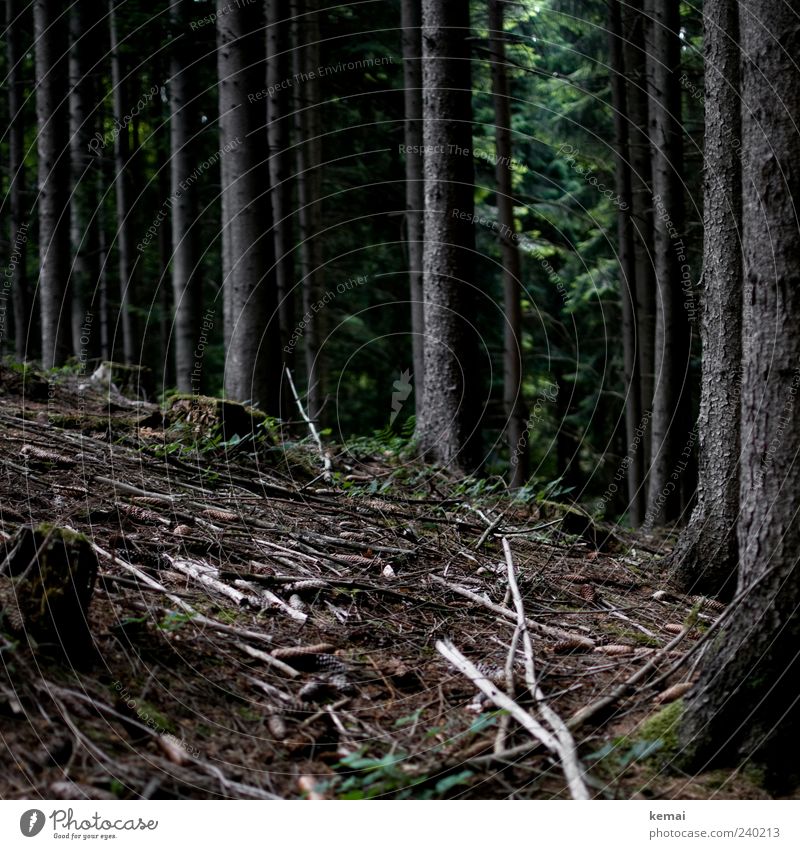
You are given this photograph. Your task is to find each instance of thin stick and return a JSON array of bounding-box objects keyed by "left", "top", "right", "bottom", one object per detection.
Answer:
[
  {"left": 430, "top": 574, "right": 595, "bottom": 647},
  {"left": 285, "top": 367, "right": 332, "bottom": 482},
  {"left": 436, "top": 639, "right": 589, "bottom": 800},
  {"left": 502, "top": 538, "right": 589, "bottom": 800}
]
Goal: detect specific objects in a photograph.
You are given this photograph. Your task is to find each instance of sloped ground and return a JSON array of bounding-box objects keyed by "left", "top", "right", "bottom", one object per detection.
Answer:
[{"left": 0, "top": 365, "right": 778, "bottom": 800}]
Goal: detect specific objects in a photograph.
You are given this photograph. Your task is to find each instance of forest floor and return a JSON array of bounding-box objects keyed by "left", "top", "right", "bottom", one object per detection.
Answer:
[{"left": 0, "top": 364, "right": 785, "bottom": 800}]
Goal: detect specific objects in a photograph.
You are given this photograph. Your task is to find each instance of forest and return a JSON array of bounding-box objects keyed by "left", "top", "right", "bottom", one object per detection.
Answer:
[{"left": 0, "top": 0, "right": 798, "bottom": 806}]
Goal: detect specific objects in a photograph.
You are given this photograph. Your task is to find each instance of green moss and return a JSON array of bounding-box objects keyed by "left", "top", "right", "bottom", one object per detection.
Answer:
[{"left": 638, "top": 700, "right": 683, "bottom": 753}]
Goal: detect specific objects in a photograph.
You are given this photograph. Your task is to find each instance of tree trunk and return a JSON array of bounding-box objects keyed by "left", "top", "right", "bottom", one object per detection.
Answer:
[
  {"left": 68, "top": 1, "right": 101, "bottom": 364},
  {"left": 34, "top": 0, "right": 71, "bottom": 368},
  {"left": 292, "top": 0, "right": 324, "bottom": 423},
  {"left": 267, "top": 0, "right": 295, "bottom": 358},
  {"left": 5, "top": 0, "right": 30, "bottom": 362},
  {"left": 608, "top": 0, "right": 643, "bottom": 524},
  {"left": 488, "top": 0, "right": 527, "bottom": 489},
  {"left": 669, "top": 0, "right": 741, "bottom": 597},
  {"left": 643, "top": 0, "right": 692, "bottom": 526},
  {"left": 109, "top": 0, "right": 135, "bottom": 365},
  {"left": 416, "top": 0, "right": 479, "bottom": 470},
  {"left": 624, "top": 0, "right": 654, "bottom": 478},
  {"left": 679, "top": 0, "right": 800, "bottom": 784},
  {"left": 170, "top": 0, "right": 202, "bottom": 392},
  {"left": 402, "top": 0, "right": 425, "bottom": 417},
  {"left": 217, "top": 0, "right": 281, "bottom": 413}
]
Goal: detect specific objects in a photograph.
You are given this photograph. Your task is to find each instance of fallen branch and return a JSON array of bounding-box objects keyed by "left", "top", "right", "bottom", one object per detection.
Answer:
[
  {"left": 430, "top": 574, "right": 595, "bottom": 648},
  {"left": 285, "top": 367, "right": 332, "bottom": 483},
  {"left": 436, "top": 639, "right": 589, "bottom": 800}
]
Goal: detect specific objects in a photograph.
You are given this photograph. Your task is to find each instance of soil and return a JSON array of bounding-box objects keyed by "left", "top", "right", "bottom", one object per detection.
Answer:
[{"left": 0, "top": 365, "right": 787, "bottom": 800}]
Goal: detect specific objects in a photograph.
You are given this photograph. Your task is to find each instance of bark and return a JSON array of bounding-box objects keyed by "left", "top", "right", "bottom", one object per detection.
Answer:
[
  {"left": 643, "top": 0, "right": 692, "bottom": 526},
  {"left": 609, "top": 0, "right": 644, "bottom": 524},
  {"left": 109, "top": 0, "right": 135, "bottom": 364},
  {"left": 402, "top": 0, "right": 425, "bottom": 415},
  {"left": 416, "top": 0, "right": 479, "bottom": 470},
  {"left": 292, "top": 0, "right": 324, "bottom": 423},
  {"left": 266, "top": 0, "right": 295, "bottom": 357},
  {"left": 5, "top": 0, "right": 29, "bottom": 361},
  {"left": 68, "top": 1, "right": 102, "bottom": 363},
  {"left": 679, "top": 0, "right": 800, "bottom": 785},
  {"left": 34, "top": 0, "right": 71, "bottom": 368},
  {"left": 624, "top": 0, "right": 655, "bottom": 474},
  {"left": 670, "top": 0, "right": 741, "bottom": 598},
  {"left": 170, "top": 0, "right": 202, "bottom": 392},
  {"left": 217, "top": 0, "right": 281, "bottom": 413},
  {"left": 488, "top": 0, "right": 527, "bottom": 489}
]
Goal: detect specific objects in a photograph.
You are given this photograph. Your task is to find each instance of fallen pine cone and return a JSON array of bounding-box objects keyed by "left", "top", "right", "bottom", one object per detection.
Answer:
[
  {"left": 272, "top": 643, "right": 335, "bottom": 660},
  {"left": 552, "top": 637, "right": 593, "bottom": 654},
  {"left": 173, "top": 524, "right": 194, "bottom": 536},
  {"left": 267, "top": 714, "right": 287, "bottom": 740},
  {"left": 655, "top": 682, "right": 694, "bottom": 704},
  {"left": 20, "top": 445, "right": 75, "bottom": 467},
  {"left": 689, "top": 594, "right": 726, "bottom": 613},
  {"left": 579, "top": 583, "right": 597, "bottom": 603},
  {"left": 663, "top": 623, "right": 685, "bottom": 635},
  {"left": 202, "top": 508, "right": 238, "bottom": 523},
  {"left": 596, "top": 644, "right": 634, "bottom": 656}
]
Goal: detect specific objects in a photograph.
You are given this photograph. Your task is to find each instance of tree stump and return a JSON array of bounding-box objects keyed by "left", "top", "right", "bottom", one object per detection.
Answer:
[{"left": 0, "top": 525, "right": 98, "bottom": 660}]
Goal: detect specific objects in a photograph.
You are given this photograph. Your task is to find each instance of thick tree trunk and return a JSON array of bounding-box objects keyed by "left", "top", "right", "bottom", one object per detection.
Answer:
[
  {"left": 488, "top": 0, "right": 527, "bottom": 489},
  {"left": 670, "top": 0, "right": 741, "bottom": 598},
  {"left": 5, "top": 0, "right": 29, "bottom": 362},
  {"left": 292, "top": 0, "right": 324, "bottom": 423},
  {"left": 34, "top": 0, "right": 71, "bottom": 368},
  {"left": 109, "top": 0, "right": 135, "bottom": 365},
  {"left": 170, "top": 0, "right": 202, "bottom": 392},
  {"left": 267, "top": 0, "right": 295, "bottom": 358},
  {"left": 609, "top": 0, "right": 644, "bottom": 525},
  {"left": 402, "top": 0, "right": 425, "bottom": 416},
  {"left": 624, "top": 0, "right": 654, "bottom": 478},
  {"left": 217, "top": 0, "right": 281, "bottom": 413},
  {"left": 416, "top": 0, "right": 479, "bottom": 470},
  {"left": 679, "top": 0, "right": 800, "bottom": 784},
  {"left": 643, "top": 0, "right": 692, "bottom": 526}
]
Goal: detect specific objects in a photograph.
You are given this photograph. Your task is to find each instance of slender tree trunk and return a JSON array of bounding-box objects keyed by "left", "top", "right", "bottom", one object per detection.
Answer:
[
  {"left": 267, "top": 0, "right": 295, "bottom": 356},
  {"left": 217, "top": 0, "right": 281, "bottom": 413},
  {"left": 292, "top": 0, "right": 324, "bottom": 423},
  {"left": 109, "top": 0, "right": 135, "bottom": 364},
  {"left": 670, "top": 0, "right": 741, "bottom": 597},
  {"left": 608, "top": 0, "right": 643, "bottom": 524},
  {"left": 69, "top": 1, "right": 101, "bottom": 362},
  {"left": 170, "top": 0, "right": 202, "bottom": 392},
  {"left": 402, "top": 0, "right": 425, "bottom": 416},
  {"left": 643, "top": 0, "right": 692, "bottom": 526},
  {"left": 488, "top": 0, "right": 527, "bottom": 489},
  {"left": 34, "top": 0, "right": 71, "bottom": 368},
  {"left": 679, "top": 0, "right": 800, "bottom": 783},
  {"left": 416, "top": 0, "right": 479, "bottom": 470},
  {"left": 5, "top": 0, "right": 29, "bottom": 362},
  {"left": 624, "top": 0, "right": 654, "bottom": 480}
]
